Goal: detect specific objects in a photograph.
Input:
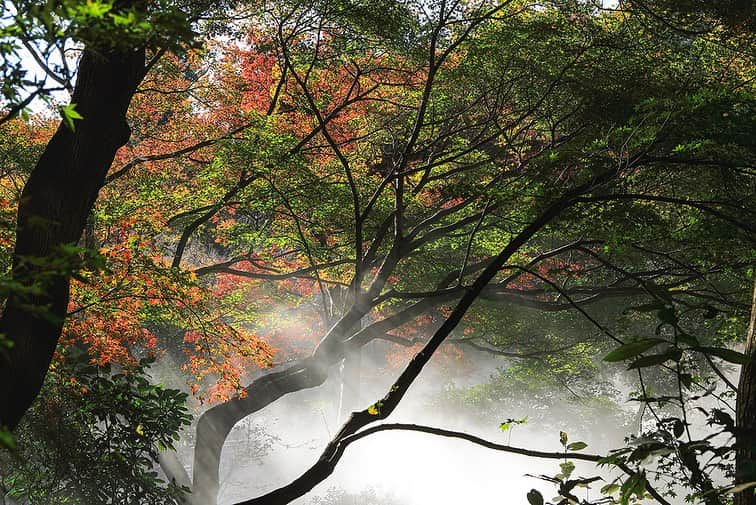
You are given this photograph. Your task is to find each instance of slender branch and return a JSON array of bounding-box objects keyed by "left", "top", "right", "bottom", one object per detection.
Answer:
[
  {"left": 21, "top": 40, "right": 73, "bottom": 93},
  {"left": 344, "top": 423, "right": 673, "bottom": 505},
  {"left": 276, "top": 16, "right": 367, "bottom": 293},
  {"left": 193, "top": 259, "right": 353, "bottom": 280},
  {"left": 105, "top": 120, "right": 258, "bottom": 184}
]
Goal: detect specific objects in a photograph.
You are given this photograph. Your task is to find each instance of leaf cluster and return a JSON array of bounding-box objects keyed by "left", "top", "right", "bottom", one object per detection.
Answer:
[{"left": 0, "top": 348, "right": 191, "bottom": 504}]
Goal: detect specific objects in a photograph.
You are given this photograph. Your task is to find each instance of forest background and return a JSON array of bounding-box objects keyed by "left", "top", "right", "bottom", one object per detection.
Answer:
[{"left": 0, "top": 1, "right": 754, "bottom": 504}]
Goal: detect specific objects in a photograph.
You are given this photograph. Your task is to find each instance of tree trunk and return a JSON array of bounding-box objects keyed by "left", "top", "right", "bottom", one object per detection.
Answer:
[
  {"left": 735, "top": 280, "right": 756, "bottom": 505},
  {"left": 189, "top": 359, "right": 329, "bottom": 505},
  {"left": 0, "top": 44, "right": 145, "bottom": 429}
]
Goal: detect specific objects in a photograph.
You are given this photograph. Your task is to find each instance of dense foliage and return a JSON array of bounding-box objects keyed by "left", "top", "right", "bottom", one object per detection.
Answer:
[{"left": 0, "top": 351, "right": 190, "bottom": 504}]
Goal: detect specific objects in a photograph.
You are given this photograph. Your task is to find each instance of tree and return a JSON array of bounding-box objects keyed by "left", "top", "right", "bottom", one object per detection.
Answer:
[
  {"left": 736, "top": 281, "right": 756, "bottom": 505},
  {"left": 0, "top": 0, "right": 197, "bottom": 429}
]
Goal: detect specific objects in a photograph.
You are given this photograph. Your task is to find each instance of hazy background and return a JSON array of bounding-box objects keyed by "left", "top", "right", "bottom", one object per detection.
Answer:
[{"left": 166, "top": 342, "right": 639, "bottom": 505}]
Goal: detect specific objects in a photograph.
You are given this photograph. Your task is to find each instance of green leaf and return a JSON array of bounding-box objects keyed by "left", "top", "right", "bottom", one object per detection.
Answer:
[
  {"left": 0, "top": 429, "right": 15, "bottom": 450},
  {"left": 600, "top": 483, "right": 621, "bottom": 495},
  {"left": 620, "top": 471, "right": 647, "bottom": 502},
  {"left": 603, "top": 339, "right": 665, "bottom": 362},
  {"left": 79, "top": 1, "right": 112, "bottom": 18},
  {"left": 527, "top": 489, "right": 544, "bottom": 505},
  {"left": 560, "top": 461, "right": 575, "bottom": 479},
  {"left": 597, "top": 448, "right": 631, "bottom": 466},
  {"left": 500, "top": 416, "right": 527, "bottom": 432},
  {"left": 694, "top": 346, "right": 750, "bottom": 365},
  {"left": 627, "top": 348, "right": 682, "bottom": 369},
  {"left": 567, "top": 441, "right": 587, "bottom": 451},
  {"left": 59, "top": 103, "right": 84, "bottom": 131}
]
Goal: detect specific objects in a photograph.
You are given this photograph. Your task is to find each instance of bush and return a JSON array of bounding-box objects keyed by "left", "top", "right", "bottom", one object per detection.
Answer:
[{"left": 0, "top": 348, "right": 191, "bottom": 505}]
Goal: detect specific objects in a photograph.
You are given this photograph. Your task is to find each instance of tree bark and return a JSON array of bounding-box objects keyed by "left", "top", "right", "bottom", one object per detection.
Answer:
[
  {"left": 735, "top": 280, "right": 756, "bottom": 505},
  {"left": 0, "top": 44, "right": 145, "bottom": 429}
]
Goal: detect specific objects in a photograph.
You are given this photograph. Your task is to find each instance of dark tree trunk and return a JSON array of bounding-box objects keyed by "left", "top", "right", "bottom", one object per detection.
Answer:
[
  {"left": 0, "top": 44, "right": 145, "bottom": 429},
  {"left": 735, "top": 281, "right": 756, "bottom": 505}
]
